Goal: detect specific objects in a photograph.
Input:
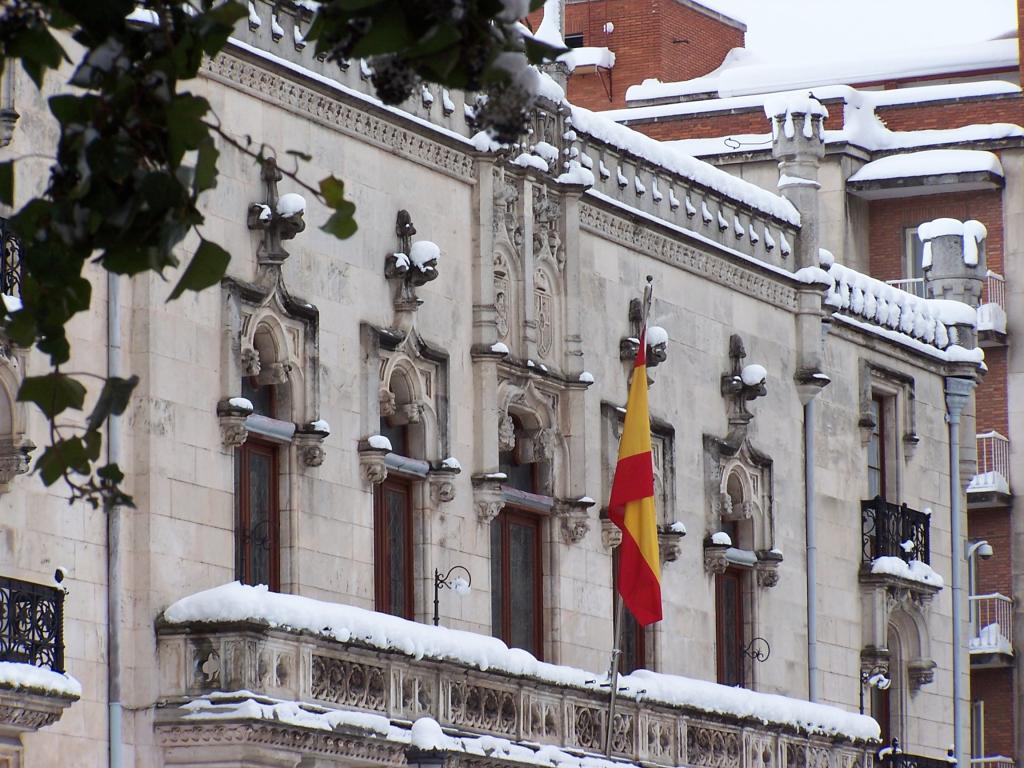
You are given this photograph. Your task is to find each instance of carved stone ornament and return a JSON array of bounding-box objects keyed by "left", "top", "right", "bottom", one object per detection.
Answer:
[
  {"left": 357, "top": 439, "right": 390, "bottom": 485},
  {"left": 379, "top": 386, "right": 397, "bottom": 418},
  {"left": 908, "top": 658, "right": 936, "bottom": 689},
  {"left": 498, "top": 413, "right": 516, "bottom": 452},
  {"left": 247, "top": 157, "right": 306, "bottom": 266},
  {"left": 554, "top": 497, "right": 596, "bottom": 544},
  {"left": 658, "top": 526, "right": 686, "bottom": 564},
  {"left": 601, "top": 518, "right": 623, "bottom": 550},
  {"left": 720, "top": 334, "right": 767, "bottom": 447},
  {"left": 384, "top": 210, "right": 441, "bottom": 329},
  {"left": 0, "top": 437, "right": 33, "bottom": 491},
  {"left": 532, "top": 186, "right": 563, "bottom": 270},
  {"left": 240, "top": 345, "right": 261, "bottom": 377},
  {"left": 216, "top": 398, "right": 252, "bottom": 449},
  {"left": 619, "top": 297, "right": 668, "bottom": 374},
  {"left": 428, "top": 461, "right": 461, "bottom": 504},
  {"left": 492, "top": 167, "right": 523, "bottom": 249},
  {"left": 294, "top": 423, "right": 329, "bottom": 468},
  {"left": 472, "top": 473, "right": 506, "bottom": 523},
  {"left": 703, "top": 542, "right": 730, "bottom": 575},
  {"left": 755, "top": 556, "right": 781, "bottom": 588}
]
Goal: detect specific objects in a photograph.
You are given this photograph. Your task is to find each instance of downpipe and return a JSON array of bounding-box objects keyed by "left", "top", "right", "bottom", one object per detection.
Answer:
[
  {"left": 804, "top": 399, "right": 818, "bottom": 702},
  {"left": 106, "top": 271, "right": 123, "bottom": 768}
]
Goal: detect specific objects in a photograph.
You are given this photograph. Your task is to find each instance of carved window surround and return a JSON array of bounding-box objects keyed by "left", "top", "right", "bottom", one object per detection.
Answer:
[
  {"left": 859, "top": 361, "right": 918, "bottom": 460},
  {"left": 859, "top": 574, "right": 938, "bottom": 692},
  {"left": 0, "top": 346, "right": 33, "bottom": 493}
]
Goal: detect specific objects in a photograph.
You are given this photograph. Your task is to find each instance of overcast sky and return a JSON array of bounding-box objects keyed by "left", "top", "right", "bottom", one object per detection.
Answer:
[{"left": 708, "top": 0, "right": 1018, "bottom": 62}]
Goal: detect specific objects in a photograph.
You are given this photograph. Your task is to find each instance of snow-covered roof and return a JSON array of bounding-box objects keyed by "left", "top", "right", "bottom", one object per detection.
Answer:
[
  {"left": 0, "top": 661, "right": 82, "bottom": 698},
  {"left": 163, "top": 583, "right": 879, "bottom": 741},
  {"left": 848, "top": 149, "right": 1004, "bottom": 182},
  {"left": 625, "top": 38, "right": 1019, "bottom": 103}
]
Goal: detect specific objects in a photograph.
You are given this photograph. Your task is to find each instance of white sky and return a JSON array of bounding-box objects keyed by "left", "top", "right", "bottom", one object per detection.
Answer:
[{"left": 707, "top": 0, "right": 1018, "bottom": 63}]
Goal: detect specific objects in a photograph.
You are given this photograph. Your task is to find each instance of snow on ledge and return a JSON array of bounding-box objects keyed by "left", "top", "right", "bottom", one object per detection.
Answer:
[
  {"left": 163, "top": 583, "right": 878, "bottom": 741},
  {"left": 967, "top": 471, "right": 1010, "bottom": 495},
  {"left": 870, "top": 557, "right": 944, "bottom": 588},
  {"left": 0, "top": 661, "right": 82, "bottom": 698},
  {"left": 848, "top": 150, "right": 1003, "bottom": 183}
]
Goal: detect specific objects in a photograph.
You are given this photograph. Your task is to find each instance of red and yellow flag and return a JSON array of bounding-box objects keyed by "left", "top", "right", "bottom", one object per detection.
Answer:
[{"left": 608, "top": 327, "right": 662, "bottom": 626}]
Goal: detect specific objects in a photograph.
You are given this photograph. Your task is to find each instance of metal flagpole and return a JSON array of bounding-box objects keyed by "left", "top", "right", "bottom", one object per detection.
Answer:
[{"left": 604, "top": 276, "right": 654, "bottom": 757}]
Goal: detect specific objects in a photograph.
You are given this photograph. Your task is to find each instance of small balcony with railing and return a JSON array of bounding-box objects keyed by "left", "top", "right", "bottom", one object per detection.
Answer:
[
  {"left": 0, "top": 575, "right": 79, "bottom": 749},
  {"left": 0, "top": 216, "right": 22, "bottom": 310},
  {"left": 970, "top": 592, "right": 1014, "bottom": 667},
  {"left": 884, "top": 277, "right": 926, "bottom": 298},
  {"left": 877, "top": 740, "right": 957, "bottom": 768},
  {"left": 970, "top": 757, "right": 1015, "bottom": 768},
  {"left": 977, "top": 271, "right": 1007, "bottom": 345},
  {"left": 968, "top": 431, "right": 1011, "bottom": 508},
  {"left": 859, "top": 497, "right": 941, "bottom": 593}
]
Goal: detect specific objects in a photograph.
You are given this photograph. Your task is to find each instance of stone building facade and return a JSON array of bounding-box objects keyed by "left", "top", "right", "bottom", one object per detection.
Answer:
[{"left": 0, "top": 3, "right": 989, "bottom": 767}]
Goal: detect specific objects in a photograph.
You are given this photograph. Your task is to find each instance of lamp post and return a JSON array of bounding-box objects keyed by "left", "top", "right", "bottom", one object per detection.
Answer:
[
  {"left": 965, "top": 539, "right": 993, "bottom": 645},
  {"left": 858, "top": 665, "right": 891, "bottom": 715},
  {"left": 433, "top": 565, "right": 472, "bottom": 626}
]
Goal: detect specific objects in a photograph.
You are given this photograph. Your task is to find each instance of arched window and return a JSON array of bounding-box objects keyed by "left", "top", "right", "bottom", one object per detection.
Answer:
[{"left": 492, "top": 415, "right": 546, "bottom": 658}]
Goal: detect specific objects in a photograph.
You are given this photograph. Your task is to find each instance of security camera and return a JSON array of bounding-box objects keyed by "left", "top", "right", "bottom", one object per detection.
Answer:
[
  {"left": 54, "top": 566, "right": 71, "bottom": 584},
  {"left": 978, "top": 542, "right": 994, "bottom": 560}
]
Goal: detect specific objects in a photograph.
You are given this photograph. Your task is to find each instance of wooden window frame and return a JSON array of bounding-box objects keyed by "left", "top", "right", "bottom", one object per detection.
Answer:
[
  {"left": 613, "top": 547, "right": 647, "bottom": 673},
  {"left": 373, "top": 474, "right": 416, "bottom": 619},
  {"left": 491, "top": 506, "right": 545, "bottom": 659},
  {"left": 235, "top": 436, "right": 281, "bottom": 591},
  {"left": 715, "top": 567, "right": 746, "bottom": 687}
]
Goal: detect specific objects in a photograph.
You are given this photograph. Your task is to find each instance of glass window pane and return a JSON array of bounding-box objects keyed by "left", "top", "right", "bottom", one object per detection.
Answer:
[
  {"left": 385, "top": 486, "right": 409, "bottom": 617},
  {"left": 509, "top": 520, "right": 538, "bottom": 655},
  {"left": 248, "top": 451, "right": 273, "bottom": 586},
  {"left": 717, "top": 572, "right": 743, "bottom": 686},
  {"left": 490, "top": 521, "right": 503, "bottom": 641},
  {"left": 241, "top": 376, "right": 275, "bottom": 417}
]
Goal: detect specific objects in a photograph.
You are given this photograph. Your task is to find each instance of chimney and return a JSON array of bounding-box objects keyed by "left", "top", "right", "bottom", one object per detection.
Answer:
[{"left": 920, "top": 218, "right": 987, "bottom": 349}]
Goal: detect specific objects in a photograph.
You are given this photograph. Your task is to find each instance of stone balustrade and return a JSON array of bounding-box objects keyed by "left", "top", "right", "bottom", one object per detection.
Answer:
[{"left": 157, "top": 622, "right": 875, "bottom": 768}]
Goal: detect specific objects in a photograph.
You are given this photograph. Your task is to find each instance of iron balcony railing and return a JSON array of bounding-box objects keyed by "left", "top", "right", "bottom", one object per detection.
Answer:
[
  {"left": 879, "top": 740, "right": 956, "bottom": 768},
  {"left": 862, "top": 497, "right": 930, "bottom": 565},
  {"left": 969, "top": 593, "right": 1013, "bottom": 653},
  {"left": 0, "top": 217, "right": 23, "bottom": 299},
  {"left": 0, "top": 575, "right": 65, "bottom": 673},
  {"left": 984, "top": 271, "right": 1005, "bottom": 310},
  {"left": 976, "top": 431, "right": 1010, "bottom": 489}
]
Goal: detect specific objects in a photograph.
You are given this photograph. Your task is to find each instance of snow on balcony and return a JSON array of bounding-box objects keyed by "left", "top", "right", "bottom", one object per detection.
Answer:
[
  {"left": 969, "top": 431, "right": 1010, "bottom": 494},
  {"left": 847, "top": 149, "right": 1003, "bottom": 183},
  {"left": 977, "top": 271, "right": 1007, "bottom": 334},
  {"left": 969, "top": 593, "right": 1013, "bottom": 655}
]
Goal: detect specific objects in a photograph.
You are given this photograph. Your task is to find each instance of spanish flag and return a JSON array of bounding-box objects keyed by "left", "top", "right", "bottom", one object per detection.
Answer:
[{"left": 608, "top": 327, "right": 662, "bottom": 626}]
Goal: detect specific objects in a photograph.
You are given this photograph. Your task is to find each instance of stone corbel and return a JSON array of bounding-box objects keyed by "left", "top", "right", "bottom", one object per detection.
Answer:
[
  {"left": 217, "top": 398, "right": 252, "bottom": 449},
  {"left": 658, "top": 524, "right": 686, "bottom": 563},
  {"left": 520, "top": 427, "right": 556, "bottom": 463},
  {"left": 294, "top": 421, "right": 330, "bottom": 468},
  {"left": 619, "top": 298, "right": 668, "bottom": 371},
  {"left": 0, "top": 437, "right": 33, "bottom": 491},
  {"left": 903, "top": 432, "right": 920, "bottom": 462},
  {"left": 247, "top": 157, "right": 306, "bottom": 267},
  {"left": 428, "top": 460, "right": 462, "bottom": 504},
  {"left": 497, "top": 413, "right": 516, "bottom": 452},
  {"left": 472, "top": 473, "right": 506, "bottom": 523},
  {"left": 240, "top": 345, "right": 261, "bottom": 377},
  {"left": 908, "top": 658, "right": 936, "bottom": 690},
  {"left": 379, "top": 387, "right": 397, "bottom": 418},
  {"left": 554, "top": 497, "right": 596, "bottom": 544},
  {"left": 385, "top": 210, "right": 441, "bottom": 329},
  {"left": 755, "top": 550, "right": 783, "bottom": 588},
  {"left": 358, "top": 438, "right": 390, "bottom": 484},
  {"left": 601, "top": 517, "right": 623, "bottom": 550},
  {"left": 703, "top": 538, "right": 730, "bottom": 575}
]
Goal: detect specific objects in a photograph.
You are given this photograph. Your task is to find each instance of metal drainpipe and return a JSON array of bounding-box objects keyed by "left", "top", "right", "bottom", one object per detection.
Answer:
[
  {"left": 946, "top": 376, "right": 975, "bottom": 767},
  {"left": 107, "top": 271, "right": 123, "bottom": 768},
  {"left": 805, "top": 399, "right": 818, "bottom": 702}
]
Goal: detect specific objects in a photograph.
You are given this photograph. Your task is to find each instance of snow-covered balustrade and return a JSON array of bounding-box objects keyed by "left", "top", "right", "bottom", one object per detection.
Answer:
[
  {"left": 970, "top": 431, "right": 1011, "bottom": 495},
  {"left": 825, "top": 262, "right": 976, "bottom": 355},
  {"left": 559, "top": 106, "right": 801, "bottom": 268},
  {"left": 158, "top": 583, "right": 879, "bottom": 766},
  {"left": 969, "top": 593, "right": 1013, "bottom": 655}
]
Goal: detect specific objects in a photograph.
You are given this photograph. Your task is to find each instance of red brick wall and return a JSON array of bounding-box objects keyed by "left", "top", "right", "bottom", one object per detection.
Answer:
[
  {"left": 526, "top": 0, "right": 744, "bottom": 110},
  {"left": 876, "top": 96, "right": 1024, "bottom": 132},
  {"left": 866, "top": 189, "right": 1004, "bottom": 283},
  {"left": 971, "top": 667, "right": 1016, "bottom": 757},
  {"left": 968, "top": 509, "right": 1013, "bottom": 596},
  {"left": 621, "top": 100, "right": 842, "bottom": 141},
  {"left": 977, "top": 347, "right": 1008, "bottom": 437}
]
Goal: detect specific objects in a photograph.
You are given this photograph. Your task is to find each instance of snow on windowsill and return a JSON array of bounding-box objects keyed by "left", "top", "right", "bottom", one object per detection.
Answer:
[
  {"left": 870, "top": 556, "right": 944, "bottom": 588},
  {"left": 163, "top": 583, "right": 878, "bottom": 741},
  {"left": 0, "top": 661, "right": 82, "bottom": 698}
]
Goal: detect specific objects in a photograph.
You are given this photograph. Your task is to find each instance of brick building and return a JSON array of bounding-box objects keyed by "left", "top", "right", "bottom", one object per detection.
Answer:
[{"left": 549, "top": 1, "right": 1023, "bottom": 764}]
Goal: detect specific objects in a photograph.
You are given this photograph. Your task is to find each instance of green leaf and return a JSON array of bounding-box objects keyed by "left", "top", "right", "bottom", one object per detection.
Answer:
[
  {"left": 86, "top": 375, "right": 140, "bottom": 432},
  {"left": 0, "top": 162, "right": 12, "bottom": 207},
  {"left": 167, "top": 239, "right": 230, "bottom": 301},
  {"left": 18, "top": 374, "right": 87, "bottom": 419},
  {"left": 350, "top": 13, "right": 415, "bottom": 58},
  {"left": 319, "top": 176, "right": 358, "bottom": 239},
  {"left": 165, "top": 94, "right": 212, "bottom": 165},
  {"left": 194, "top": 138, "right": 220, "bottom": 194}
]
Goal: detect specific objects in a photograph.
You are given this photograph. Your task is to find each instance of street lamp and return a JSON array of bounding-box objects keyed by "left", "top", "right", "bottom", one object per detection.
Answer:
[
  {"left": 859, "top": 665, "right": 891, "bottom": 715},
  {"left": 432, "top": 565, "right": 472, "bottom": 626},
  {"left": 965, "top": 539, "right": 994, "bottom": 641}
]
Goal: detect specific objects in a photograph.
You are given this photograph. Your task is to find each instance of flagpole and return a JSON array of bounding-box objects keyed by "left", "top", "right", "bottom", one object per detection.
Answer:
[{"left": 604, "top": 276, "right": 655, "bottom": 756}]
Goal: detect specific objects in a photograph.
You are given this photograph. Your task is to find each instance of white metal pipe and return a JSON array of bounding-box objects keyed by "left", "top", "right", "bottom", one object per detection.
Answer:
[
  {"left": 106, "top": 271, "right": 123, "bottom": 768},
  {"left": 805, "top": 400, "right": 818, "bottom": 701}
]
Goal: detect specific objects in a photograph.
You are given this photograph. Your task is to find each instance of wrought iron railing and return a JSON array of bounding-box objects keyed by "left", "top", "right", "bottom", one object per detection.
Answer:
[
  {"left": 969, "top": 593, "right": 1013, "bottom": 653},
  {"left": 878, "top": 741, "right": 956, "bottom": 768},
  {"left": 0, "top": 217, "right": 23, "bottom": 299},
  {"left": 0, "top": 576, "right": 65, "bottom": 673},
  {"left": 862, "top": 497, "right": 930, "bottom": 565}
]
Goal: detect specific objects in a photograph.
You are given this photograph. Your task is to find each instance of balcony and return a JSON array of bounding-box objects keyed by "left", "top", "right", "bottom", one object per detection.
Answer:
[
  {"left": 878, "top": 743, "right": 956, "bottom": 768},
  {"left": 155, "top": 583, "right": 878, "bottom": 768},
  {"left": 884, "top": 277, "right": 926, "bottom": 298},
  {"left": 977, "top": 271, "right": 1007, "bottom": 345},
  {"left": 970, "top": 592, "right": 1014, "bottom": 667},
  {"left": 970, "top": 758, "right": 1015, "bottom": 768},
  {"left": 860, "top": 498, "right": 940, "bottom": 596},
  {"left": 968, "top": 432, "right": 1011, "bottom": 509},
  {"left": 0, "top": 576, "right": 79, "bottom": 752}
]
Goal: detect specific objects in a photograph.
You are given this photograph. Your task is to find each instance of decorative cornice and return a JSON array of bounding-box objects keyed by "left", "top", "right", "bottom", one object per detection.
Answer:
[
  {"left": 203, "top": 52, "right": 476, "bottom": 182},
  {"left": 579, "top": 204, "right": 798, "bottom": 311}
]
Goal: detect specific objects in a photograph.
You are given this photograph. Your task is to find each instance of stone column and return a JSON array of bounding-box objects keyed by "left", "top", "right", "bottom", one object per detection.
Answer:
[
  {"left": 769, "top": 96, "right": 828, "bottom": 401},
  {"left": 920, "top": 218, "right": 987, "bottom": 350}
]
